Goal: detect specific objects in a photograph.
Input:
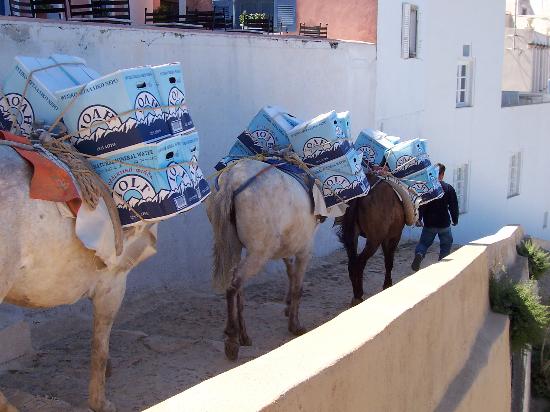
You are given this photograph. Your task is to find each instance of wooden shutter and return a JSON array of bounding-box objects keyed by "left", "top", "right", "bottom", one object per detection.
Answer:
[
  {"left": 275, "top": 0, "right": 296, "bottom": 32},
  {"left": 401, "top": 3, "right": 411, "bottom": 59}
]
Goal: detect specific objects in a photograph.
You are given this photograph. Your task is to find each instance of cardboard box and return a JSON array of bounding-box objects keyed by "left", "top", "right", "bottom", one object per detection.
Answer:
[
  {"left": 288, "top": 110, "right": 353, "bottom": 167},
  {"left": 90, "top": 132, "right": 210, "bottom": 226},
  {"left": 310, "top": 148, "right": 370, "bottom": 208},
  {"left": 56, "top": 67, "right": 173, "bottom": 156},
  {"left": 400, "top": 164, "right": 443, "bottom": 204},
  {"left": 244, "top": 106, "right": 301, "bottom": 153},
  {"left": 354, "top": 128, "right": 400, "bottom": 166},
  {"left": 1, "top": 55, "right": 98, "bottom": 136},
  {"left": 151, "top": 63, "right": 195, "bottom": 136},
  {"left": 385, "top": 138, "right": 431, "bottom": 178}
]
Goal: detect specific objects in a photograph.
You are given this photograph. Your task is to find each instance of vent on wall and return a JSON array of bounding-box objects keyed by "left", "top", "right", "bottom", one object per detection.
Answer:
[{"left": 275, "top": 0, "right": 296, "bottom": 32}]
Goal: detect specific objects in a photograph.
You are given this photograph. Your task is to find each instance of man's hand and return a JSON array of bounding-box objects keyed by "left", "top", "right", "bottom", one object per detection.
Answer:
[{"left": 415, "top": 220, "right": 423, "bottom": 227}]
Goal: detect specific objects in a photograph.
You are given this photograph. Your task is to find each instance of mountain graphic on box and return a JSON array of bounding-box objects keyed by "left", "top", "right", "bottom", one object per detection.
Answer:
[
  {"left": 115, "top": 176, "right": 210, "bottom": 225},
  {"left": 301, "top": 140, "right": 352, "bottom": 166},
  {"left": 323, "top": 180, "right": 369, "bottom": 208},
  {"left": 0, "top": 107, "right": 13, "bottom": 132},
  {"left": 74, "top": 114, "right": 172, "bottom": 156}
]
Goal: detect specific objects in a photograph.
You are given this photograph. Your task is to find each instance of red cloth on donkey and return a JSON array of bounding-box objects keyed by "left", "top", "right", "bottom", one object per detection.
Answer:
[{"left": 0, "top": 131, "right": 81, "bottom": 215}]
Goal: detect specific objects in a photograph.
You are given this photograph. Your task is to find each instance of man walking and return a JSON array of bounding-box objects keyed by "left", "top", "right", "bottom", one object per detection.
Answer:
[{"left": 411, "top": 163, "right": 459, "bottom": 271}]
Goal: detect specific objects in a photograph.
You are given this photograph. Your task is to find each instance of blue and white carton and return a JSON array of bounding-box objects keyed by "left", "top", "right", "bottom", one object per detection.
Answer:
[
  {"left": 288, "top": 110, "right": 353, "bottom": 167},
  {"left": 90, "top": 132, "right": 210, "bottom": 227},
  {"left": 354, "top": 128, "right": 400, "bottom": 167},
  {"left": 1, "top": 55, "right": 98, "bottom": 137},
  {"left": 56, "top": 67, "right": 173, "bottom": 156},
  {"left": 243, "top": 106, "right": 301, "bottom": 153},
  {"left": 310, "top": 148, "right": 370, "bottom": 208},
  {"left": 215, "top": 138, "right": 256, "bottom": 171},
  {"left": 400, "top": 164, "right": 443, "bottom": 204},
  {"left": 384, "top": 138, "right": 431, "bottom": 178},
  {"left": 151, "top": 63, "right": 195, "bottom": 136}
]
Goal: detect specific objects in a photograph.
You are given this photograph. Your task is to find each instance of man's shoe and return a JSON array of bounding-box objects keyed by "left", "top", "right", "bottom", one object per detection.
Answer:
[{"left": 411, "top": 253, "right": 423, "bottom": 272}]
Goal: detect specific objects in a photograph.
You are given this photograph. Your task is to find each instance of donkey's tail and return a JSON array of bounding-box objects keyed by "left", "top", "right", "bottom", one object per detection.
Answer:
[
  {"left": 205, "top": 176, "right": 243, "bottom": 293},
  {"left": 335, "top": 198, "right": 360, "bottom": 259}
]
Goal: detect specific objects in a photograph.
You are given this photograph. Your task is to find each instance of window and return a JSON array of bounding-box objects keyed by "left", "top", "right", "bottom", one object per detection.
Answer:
[
  {"left": 456, "top": 60, "right": 473, "bottom": 107},
  {"left": 401, "top": 3, "right": 418, "bottom": 59},
  {"left": 508, "top": 152, "right": 522, "bottom": 198},
  {"left": 275, "top": 0, "right": 296, "bottom": 32},
  {"left": 453, "top": 163, "right": 469, "bottom": 214}
]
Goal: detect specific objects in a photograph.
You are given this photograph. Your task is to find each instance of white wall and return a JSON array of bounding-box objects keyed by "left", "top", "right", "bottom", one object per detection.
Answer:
[
  {"left": 377, "top": 0, "right": 550, "bottom": 244},
  {"left": 0, "top": 18, "right": 377, "bottom": 288}
]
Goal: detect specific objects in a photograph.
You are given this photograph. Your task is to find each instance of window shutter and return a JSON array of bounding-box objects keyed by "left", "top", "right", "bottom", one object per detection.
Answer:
[
  {"left": 401, "top": 3, "right": 411, "bottom": 59},
  {"left": 275, "top": 0, "right": 296, "bottom": 32}
]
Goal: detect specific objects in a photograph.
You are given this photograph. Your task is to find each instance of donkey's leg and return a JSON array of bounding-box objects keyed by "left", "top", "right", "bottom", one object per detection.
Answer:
[
  {"left": 88, "top": 273, "right": 126, "bottom": 412},
  {"left": 236, "top": 290, "right": 252, "bottom": 346},
  {"left": 0, "top": 274, "right": 18, "bottom": 412},
  {"left": 287, "top": 251, "right": 310, "bottom": 336},
  {"left": 225, "top": 253, "right": 268, "bottom": 361},
  {"left": 350, "top": 240, "right": 379, "bottom": 306},
  {"left": 344, "top": 233, "right": 364, "bottom": 307},
  {"left": 381, "top": 237, "right": 400, "bottom": 289},
  {"left": 283, "top": 257, "right": 294, "bottom": 317}
]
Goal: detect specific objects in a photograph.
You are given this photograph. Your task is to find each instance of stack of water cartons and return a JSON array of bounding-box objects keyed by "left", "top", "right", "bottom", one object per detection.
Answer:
[
  {"left": 354, "top": 128, "right": 443, "bottom": 204},
  {"left": 215, "top": 105, "right": 300, "bottom": 171},
  {"left": 55, "top": 62, "right": 210, "bottom": 226},
  {"left": 1, "top": 54, "right": 100, "bottom": 137},
  {"left": 288, "top": 110, "right": 370, "bottom": 208}
]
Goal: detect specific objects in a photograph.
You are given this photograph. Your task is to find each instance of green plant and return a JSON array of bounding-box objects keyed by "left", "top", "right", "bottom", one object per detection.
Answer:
[
  {"left": 532, "top": 329, "right": 550, "bottom": 399},
  {"left": 489, "top": 275, "right": 549, "bottom": 352},
  {"left": 239, "top": 11, "right": 267, "bottom": 26},
  {"left": 517, "top": 239, "right": 550, "bottom": 280}
]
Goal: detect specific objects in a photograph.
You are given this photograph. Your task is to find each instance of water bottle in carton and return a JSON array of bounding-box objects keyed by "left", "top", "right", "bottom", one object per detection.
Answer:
[
  {"left": 384, "top": 138, "right": 431, "bottom": 178},
  {"left": 90, "top": 132, "right": 210, "bottom": 227},
  {"left": 243, "top": 106, "right": 301, "bottom": 153},
  {"left": 56, "top": 67, "right": 172, "bottom": 156},
  {"left": 1, "top": 55, "right": 98, "bottom": 136},
  {"left": 151, "top": 62, "right": 195, "bottom": 136},
  {"left": 400, "top": 164, "right": 443, "bottom": 204},
  {"left": 354, "top": 128, "right": 400, "bottom": 167},
  {"left": 310, "top": 148, "right": 370, "bottom": 208},
  {"left": 288, "top": 110, "right": 353, "bottom": 167}
]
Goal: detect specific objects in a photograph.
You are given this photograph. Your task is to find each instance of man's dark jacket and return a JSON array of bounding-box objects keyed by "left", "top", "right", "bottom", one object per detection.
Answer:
[{"left": 419, "top": 181, "right": 459, "bottom": 228}]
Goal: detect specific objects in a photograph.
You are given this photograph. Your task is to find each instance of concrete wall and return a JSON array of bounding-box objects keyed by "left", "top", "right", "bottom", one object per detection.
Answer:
[
  {"left": 146, "top": 226, "right": 520, "bottom": 412},
  {"left": 0, "top": 18, "right": 377, "bottom": 288},
  {"left": 295, "top": 0, "right": 377, "bottom": 43},
  {"left": 376, "top": 0, "right": 550, "bottom": 244}
]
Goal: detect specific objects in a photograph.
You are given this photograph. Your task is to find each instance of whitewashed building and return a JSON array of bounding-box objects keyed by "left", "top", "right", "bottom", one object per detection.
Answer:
[{"left": 376, "top": 0, "right": 550, "bottom": 244}]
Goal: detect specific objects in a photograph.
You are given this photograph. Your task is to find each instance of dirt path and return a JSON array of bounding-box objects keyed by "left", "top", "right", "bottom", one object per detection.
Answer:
[{"left": 0, "top": 241, "right": 450, "bottom": 411}]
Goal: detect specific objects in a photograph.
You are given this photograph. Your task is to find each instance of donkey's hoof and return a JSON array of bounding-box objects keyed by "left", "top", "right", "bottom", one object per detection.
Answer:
[
  {"left": 350, "top": 297, "right": 363, "bottom": 307},
  {"left": 224, "top": 340, "right": 240, "bottom": 361},
  {"left": 90, "top": 399, "right": 116, "bottom": 412},
  {"left": 382, "top": 281, "right": 393, "bottom": 290},
  {"left": 290, "top": 325, "right": 307, "bottom": 336},
  {"left": 240, "top": 335, "right": 252, "bottom": 346}
]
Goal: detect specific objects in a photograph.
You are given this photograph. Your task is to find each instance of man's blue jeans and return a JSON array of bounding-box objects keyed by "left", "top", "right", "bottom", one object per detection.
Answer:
[{"left": 415, "top": 226, "right": 453, "bottom": 261}]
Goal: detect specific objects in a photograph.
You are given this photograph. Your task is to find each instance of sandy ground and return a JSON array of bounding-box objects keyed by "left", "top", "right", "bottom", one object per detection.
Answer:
[{"left": 0, "top": 241, "right": 451, "bottom": 411}]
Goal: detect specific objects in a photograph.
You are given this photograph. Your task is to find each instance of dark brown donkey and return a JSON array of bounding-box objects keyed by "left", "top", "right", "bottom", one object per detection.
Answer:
[{"left": 336, "top": 173, "right": 415, "bottom": 306}]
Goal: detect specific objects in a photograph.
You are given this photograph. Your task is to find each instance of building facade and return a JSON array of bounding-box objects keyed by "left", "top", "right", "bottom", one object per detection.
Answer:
[{"left": 376, "top": 0, "right": 550, "bottom": 243}]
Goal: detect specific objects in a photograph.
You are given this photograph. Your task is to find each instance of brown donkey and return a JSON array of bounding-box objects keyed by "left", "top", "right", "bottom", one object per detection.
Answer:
[{"left": 336, "top": 173, "right": 416, "bottom": 306}]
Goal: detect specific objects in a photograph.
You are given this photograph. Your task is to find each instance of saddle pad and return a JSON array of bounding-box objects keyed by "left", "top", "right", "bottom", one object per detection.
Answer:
[{"left": 0, "top": 131, "right": 81, "bottom": 215}]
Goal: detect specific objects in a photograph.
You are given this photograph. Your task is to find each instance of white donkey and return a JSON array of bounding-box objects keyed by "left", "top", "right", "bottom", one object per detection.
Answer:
[
  {"left": 0, "top": 146, "right": 157, "bottom": 412},
  {"left": 206, "top": 159, "right": 319, "bottom": 360}
]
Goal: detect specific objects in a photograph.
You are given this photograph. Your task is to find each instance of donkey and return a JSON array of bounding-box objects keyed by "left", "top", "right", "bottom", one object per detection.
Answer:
[
  {"left": 206, "top": 159, "right": 319, "bottom": 360},
  {"left": 0, "top": 146, "right": 157, "bottom": 412},
  {"left": 337, "top": 173, "right": 416, "bottom": 306}
]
